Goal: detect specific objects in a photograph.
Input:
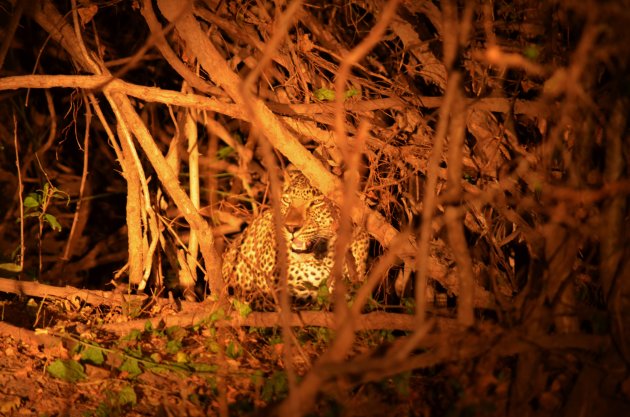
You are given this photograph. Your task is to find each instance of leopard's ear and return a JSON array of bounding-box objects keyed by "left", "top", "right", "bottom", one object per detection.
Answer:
[
  {"left": 284, "top": 165, "right": 302, "bottom": 182},
  {"left": 284, "top": 166, "right": 310, "bottom": 188}
]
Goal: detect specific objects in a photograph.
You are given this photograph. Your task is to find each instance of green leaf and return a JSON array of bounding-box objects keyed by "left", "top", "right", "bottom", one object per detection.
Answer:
[
  {"left": 262, "top": 371, "right": 288, "bottom": 402},
  {"left": 226, "top": 341, "right": 242, "bottom": 359},
  {"left": 94, "top": 401, "right": 110, "bottom": 417},
  {"left": 314, "top": 88, "right": 336, "bottom": 101},
  {"left": 124, "top": 346, "right": 143, "bottom": 358},
  {"left": 268, "top": 333, "right": 283, "bottom": 345},
  {"left": 208, "top": 308, "right": 225, "bottom": 323},
  {"left": 217, "top": 146, "right": 234, "bottom": 159},
  {"left": 0, "top": 263, "right": 22, "bottom": 273},
  {"left": 52, "top": 190, "right": 69, "bottom": 201},
  {"left": 81, "top": 345, "right": 105, "bottom": 365},
  {"left": 23, "top": 195, "right": 41, "bottom": 209},
  {"left": 144, "top": 320, "right": 154, "bottom": 333},
  {"left": 232, "top": 299, "right": 252, "bottom": 318},
  {"left": 344, "top": 88, "right": 360, "bottom": 98},
  {"left": 175, "top": 351, "right": 189, "bottom": 364},
  {"left": 119, "top": 358, "right": 142, "bottom": 378},
  {"left": 43, "top": 213, "right": 62, "bottom": 232},
  {"left": 122, "top": 329, "right": 142, "bottom": 341},
  {"left": 148, "top": 364, "right": 174, "bottom": 374},
  {"left": 206, "top": 340, "right": 220, "bottom": 353},
  {"left": 402, "top": 297, "right": 415, "bottom": 314},
  {"left": 166, "top": 339, "right": 182, "bottom": 355},
  {"left": 316, "top": 284, "right": 330, "bottom": 305},
  {"left": 191, "top": 363, "right": 218, "bottom": 373},
  {"left": 165, "top": 326, "right": 186, "bottom": 341},
  {"left": 117, "top": 386, "right": 137, "bottom": 407},
  {"left": 47, "top": 359, "right": 86, "bottom": 382},
  {"left": 523, "top": 45, "right": 539, "bottom": 60},
  {"left": 314, "top": 87, "right": 359, "bottom": 101}
]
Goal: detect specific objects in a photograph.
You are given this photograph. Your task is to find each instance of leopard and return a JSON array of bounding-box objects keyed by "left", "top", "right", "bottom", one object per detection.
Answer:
[{"left": 222, "top": 169, "right": 369, "bottom": 307}]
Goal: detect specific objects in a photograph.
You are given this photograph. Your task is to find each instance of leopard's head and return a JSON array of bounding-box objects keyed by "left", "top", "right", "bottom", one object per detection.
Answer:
[{"left": 280, "top": 169, "right": 338, "bottom": 254}]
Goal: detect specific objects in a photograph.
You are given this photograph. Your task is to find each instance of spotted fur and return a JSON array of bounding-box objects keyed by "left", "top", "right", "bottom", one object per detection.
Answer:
[{"left": 222, "top": 169, "right": 369, "bottom": 305}]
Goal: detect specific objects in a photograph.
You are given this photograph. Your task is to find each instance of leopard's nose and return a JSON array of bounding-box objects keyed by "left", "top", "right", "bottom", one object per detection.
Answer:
[
  {"left": 284, "top": 205, "right": 304, "bottom": 234},
  {"left": 285, "top": 223, "right": 302, "bottom": 234}
]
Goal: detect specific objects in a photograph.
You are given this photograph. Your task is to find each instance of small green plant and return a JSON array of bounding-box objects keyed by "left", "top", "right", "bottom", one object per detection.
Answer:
[
  {"left": 22, "top": 182, "right": 69, "bottom": 276},
  {"left": 23, "top": 182, "right": 68, "bottom": 232},
  {"left": 261, "top": 371, "right": 289, "bottom": 402},
  {"left": 232, "top": 299, "right": 252, "bottom": 318},
  {"left": 93, "top": 386, "right": 137, "bottom": 417},
  {"left": 206, "top": 307, "right": 226, "bottom": 324},
  {"left": 0, "top": 255, "right": 22, "bottom": 274},
  {"left": 316, "top": 283, "right": 331, "bottom": 306},
  {"left": 226, "top": 340, "right": 243, "bottom": 359},
  {"left": 313, "top": 326, "right": 333, "bottom": 345},
  {"left": 119, "top": 357, "right": 142, "bottom": 378},
  {"left": 313, "top": 87, "right": 360, "bottom": 101},
  {"left": 402, "top": 297, "right": 415, "bottom": 314}
]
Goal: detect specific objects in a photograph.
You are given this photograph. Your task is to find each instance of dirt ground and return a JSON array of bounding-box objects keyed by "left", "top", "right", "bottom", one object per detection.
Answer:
[
  {"left": 0, "top": 296, "right": 447, "bottom": 417},
  {"left": 2, "top": 294, "right": 628, "bottom": 417}
]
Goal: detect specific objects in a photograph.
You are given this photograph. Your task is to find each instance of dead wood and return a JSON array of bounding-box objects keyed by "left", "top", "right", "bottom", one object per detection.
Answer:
[
  {"left": 0, "top": 276, "right": 164, "bottom": 309},
  {"left": 0, "top": 321, "right": 62, "bottom": 352},
  {"left": 0, "top": 276, "right": 455, "bottom": 333},
  {"left": 100, "top": 309, "right": 455, "bottom": 334},
  {"left": 1, "top": 0, "right": 629, "bottom": 416}
]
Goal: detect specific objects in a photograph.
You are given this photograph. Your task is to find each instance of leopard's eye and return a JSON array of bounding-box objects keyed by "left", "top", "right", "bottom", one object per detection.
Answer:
[
  {"left": 281, "top": 195, "right": 291, "bottom": 205},
  {"left": 308, "top": 198, "right": 326, "bottom": 209}
]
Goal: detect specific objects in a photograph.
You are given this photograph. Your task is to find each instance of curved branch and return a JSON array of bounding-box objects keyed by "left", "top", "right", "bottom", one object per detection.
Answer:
[{"left": 156, "top": 0, "right": 408, "bottom": 251}]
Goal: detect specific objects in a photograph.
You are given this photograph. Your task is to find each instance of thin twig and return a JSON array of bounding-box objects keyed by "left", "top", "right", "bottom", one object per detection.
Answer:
[
  {"left": 13, "top": 115, "right": 24, "bottom": 274},
  {"left": 184, "top": 98, "right": 201, "bottom": 292},
  {"left": 444, "top": 85, "right": 475, "bottom": 327},
  {"left": 62, "top": 94, "right": 91, "bottom": 261},
  {"left": 413, "top": 72, "right": 461, "bottom": 321}
]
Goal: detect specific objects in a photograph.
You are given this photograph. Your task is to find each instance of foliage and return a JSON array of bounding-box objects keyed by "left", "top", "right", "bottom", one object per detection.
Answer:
[
  {"left": 46, "top": 359, "right": 86, "bottom": 383},
  {"left": 93, "top": 386, "right": 137, "bottom": 417},
  {"left": 23, "top": 182, "right": 68, "bottom": 233},
  {"left": 0, "top": 0, "right": 628, "bottom": 416}
]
